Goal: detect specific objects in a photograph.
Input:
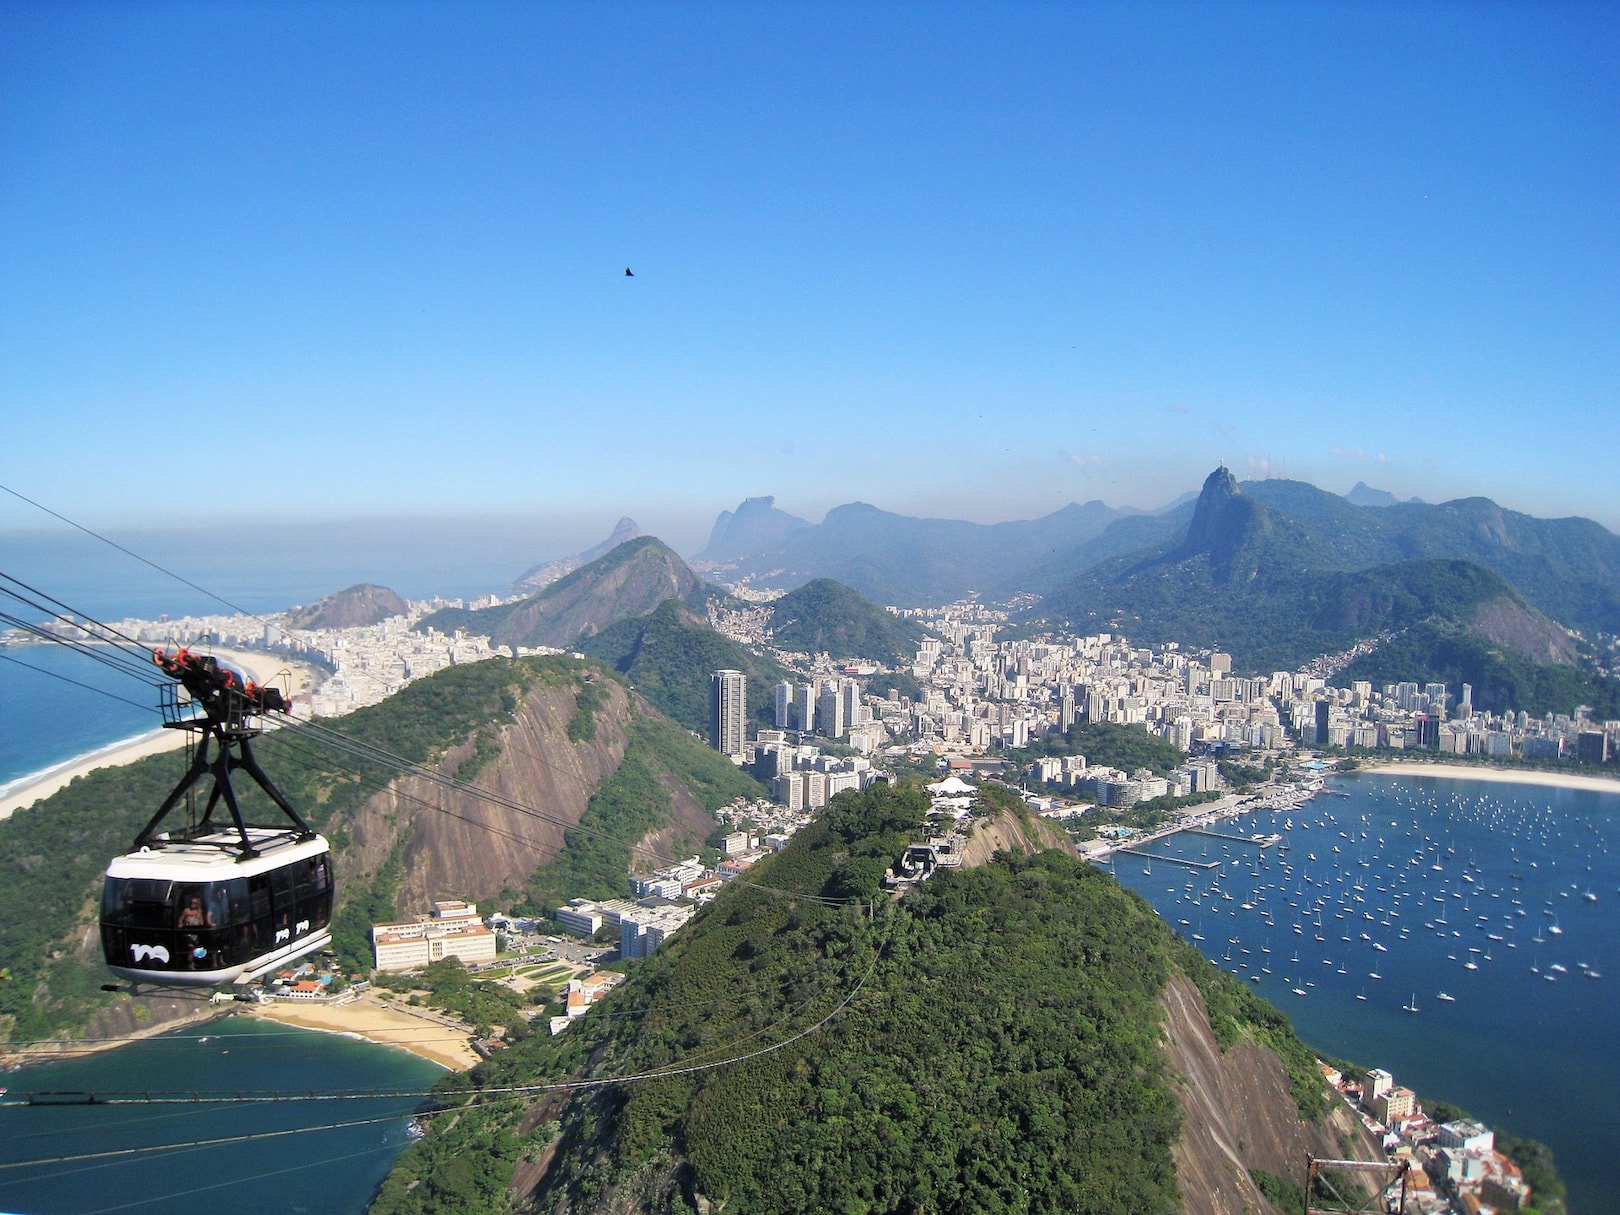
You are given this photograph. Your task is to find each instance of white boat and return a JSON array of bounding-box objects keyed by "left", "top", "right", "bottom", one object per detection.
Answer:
[{"left": 1437, "top": 992, "right": 1456, "bottom": 1002}]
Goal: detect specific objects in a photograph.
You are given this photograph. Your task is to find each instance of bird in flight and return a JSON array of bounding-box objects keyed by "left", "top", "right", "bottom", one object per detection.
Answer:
[{"left": 624, "top": 267, "right": 634, "bottom": 277}]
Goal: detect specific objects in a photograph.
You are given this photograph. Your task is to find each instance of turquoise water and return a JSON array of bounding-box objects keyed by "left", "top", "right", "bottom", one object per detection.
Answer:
[
  {"left": 0, "top": 1016, "right": 443, "bottom": 1215},
  {"left": 1113, "top": 772, "right": 1619, "bottom": 1215}
]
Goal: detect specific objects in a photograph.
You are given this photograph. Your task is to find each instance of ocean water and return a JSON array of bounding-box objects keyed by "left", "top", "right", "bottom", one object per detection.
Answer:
[
  {"left": 0, "top": 1015, "right": 444, "bottom": 1215},
  {"left": 1114, "top": 772, "right": 1619, "bottom": 1215},
  {"left": 0, "top": 643, "right": 164, "bottom": 790}
]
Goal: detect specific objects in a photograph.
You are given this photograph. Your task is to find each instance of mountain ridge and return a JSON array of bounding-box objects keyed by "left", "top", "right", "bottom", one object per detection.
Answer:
[
  {"left": 421, "top": 537, "right": 707, "bottom": 650},
  {"left": 516, "top": 517, "right": 643, "bottom": 592},
  {"left": 1034, "top": 470, "right": 1588, "bottom": 681},
  {"left": 697, "top": 497, "right": 1137, "bottom": 605}
]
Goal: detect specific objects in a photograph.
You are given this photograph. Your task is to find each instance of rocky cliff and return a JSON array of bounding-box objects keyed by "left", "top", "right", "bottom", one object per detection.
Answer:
[
  {"left": 337, "top": 675, "right": 637, "bottom": 912},
  {"left": 1161, "top": 973, "right": 1380, "bottom": 1215}
]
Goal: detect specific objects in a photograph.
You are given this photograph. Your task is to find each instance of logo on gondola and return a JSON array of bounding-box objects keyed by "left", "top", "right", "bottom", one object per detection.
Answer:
[
  {"left": 273, "top": 921, "right": 311, "bottom": 946},
  {"left": 130, "top": 944, "right": 170, "bottom": 964}
]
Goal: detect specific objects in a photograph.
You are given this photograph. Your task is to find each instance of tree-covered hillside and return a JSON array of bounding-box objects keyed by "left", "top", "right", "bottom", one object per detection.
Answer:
[
  {"left": 578, "top": 599, "right": 789, "bottom": 734},
  {"left": 374, "top": 782, "right": 1337, "bottom": 1215},
  {"left": 766, "top": 577, "right": 935, "bottom": 664},
  {"left": 1336, "top": 619, "right": 1620, "bottom": 718}
]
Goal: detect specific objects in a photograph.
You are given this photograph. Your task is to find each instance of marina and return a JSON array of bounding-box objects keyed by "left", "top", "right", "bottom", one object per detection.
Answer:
[{"left": 1110, "top": 770, "right": 1619, "bottom": 1215}]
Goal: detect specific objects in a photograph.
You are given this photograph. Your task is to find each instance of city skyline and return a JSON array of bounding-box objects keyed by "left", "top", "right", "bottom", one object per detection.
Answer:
[{"left": 2, "top": 3, "right": 1617, "bottom": 536}]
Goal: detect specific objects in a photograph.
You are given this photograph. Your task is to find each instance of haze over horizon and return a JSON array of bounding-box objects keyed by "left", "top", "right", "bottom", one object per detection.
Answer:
[{"left": 3, "top": 3, "right": 1617, "bottom": 538}]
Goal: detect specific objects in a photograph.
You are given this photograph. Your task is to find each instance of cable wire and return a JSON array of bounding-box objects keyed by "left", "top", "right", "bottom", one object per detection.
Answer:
[{"left": 0, "top": 481, "right": 263, "bottom": 621}]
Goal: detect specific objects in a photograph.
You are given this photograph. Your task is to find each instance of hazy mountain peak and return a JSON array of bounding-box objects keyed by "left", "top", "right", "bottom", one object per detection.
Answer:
[
  {"left": 697, "top": 495, "right": 810, "bottom": 565},
  {"left": 1344, "top": 481, "right": 1397, "bottom": 507},
  {"left": 515, "top": 517, "right": 644, "bottom": 591},
  {"left": 1344, "top": 481, "right": 1425, "bottom": 508}
]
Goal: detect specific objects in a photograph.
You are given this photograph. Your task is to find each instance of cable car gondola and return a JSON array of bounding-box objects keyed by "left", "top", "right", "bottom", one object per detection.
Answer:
[{"left": 99, "top": 649, "right": 333, "bottom": 987}]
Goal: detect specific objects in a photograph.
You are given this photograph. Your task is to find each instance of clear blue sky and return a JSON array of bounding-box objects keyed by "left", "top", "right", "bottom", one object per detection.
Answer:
[{"left": 2, "top": 0, "right": 1617, "bottom": 545}]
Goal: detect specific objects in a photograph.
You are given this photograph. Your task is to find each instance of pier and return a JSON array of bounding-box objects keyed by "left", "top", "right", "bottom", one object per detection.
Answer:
[
  {"left": 1116, "top": 847, "right": 1220, "bottom": 871},
  {"left": 1189, "top": 828, "right": 1283, "bottom": 849}
]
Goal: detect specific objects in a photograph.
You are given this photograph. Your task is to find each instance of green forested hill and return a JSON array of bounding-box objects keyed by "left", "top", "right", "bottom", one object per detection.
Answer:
[
  {"left": 1335, "top": 619, "right": 1620, "bottom": 717},
  {"left": 578, "top": 599, "right": 790, "bottom": 734},
  {"left": 373, "top": 782, "right": 1333, "bottom": 1215},
  {"left": 766, "top": 577, "right": 935, "bottom": 664}
]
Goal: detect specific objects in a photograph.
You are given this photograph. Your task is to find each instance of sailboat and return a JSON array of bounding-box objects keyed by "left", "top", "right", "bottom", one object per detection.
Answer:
[{"left": 1402, "top": 993, "right": 1420, "bottom": 1013}]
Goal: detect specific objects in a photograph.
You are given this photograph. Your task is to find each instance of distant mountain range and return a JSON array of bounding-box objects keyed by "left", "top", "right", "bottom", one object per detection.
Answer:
[
  {"left": 690, "top": 482, "right": 1620, "bottom": 639},
  {"left": 1023, "top": 467, "right": 1620, "bottom": 712},
  {"left": 697, "top": 498, "right": 1141, "bottom": 606},
  {"left": 420, "top": 474, "right": 1620, "bottom": 715}
]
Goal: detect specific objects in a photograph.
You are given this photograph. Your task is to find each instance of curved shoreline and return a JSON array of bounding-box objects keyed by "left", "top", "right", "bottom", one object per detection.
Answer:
[
  {"left": 1356, "top": 759, "right": 1620, "bottom": 795},
  {"left": 0, "top": 644, "right": 323, "bottom": 819},
  {"left": 0, "top": 726, "right": 187, "bottom": 819},
  {"left": 247, "top": 992, "right": 477, "bottom": 1071}
]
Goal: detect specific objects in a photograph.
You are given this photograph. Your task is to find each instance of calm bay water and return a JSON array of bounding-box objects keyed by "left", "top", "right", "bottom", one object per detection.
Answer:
[
  {"left": 1115, "top": 772, "right": 1620, "bottom": 1215},
  {"left": 0, "top": 1016, "right": 443, "bottom": 1215}
]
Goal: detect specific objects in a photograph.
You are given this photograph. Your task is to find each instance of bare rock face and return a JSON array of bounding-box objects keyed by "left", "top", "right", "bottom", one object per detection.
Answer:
[
  {"left": 1471, "top": 597, "right": 1579, "bottom": 666},
  {"left": 1160, "top": 973, "right": 1381, "bottom": 1215},
  {"left": 960, "top": 801, "right": 1076, "bottom": 867},
  {"left": 337, "top": 677, "right": 636, "bottom": 912}
]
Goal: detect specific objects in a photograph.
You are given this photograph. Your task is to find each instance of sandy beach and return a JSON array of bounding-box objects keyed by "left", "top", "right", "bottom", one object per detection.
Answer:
[
  {"left": 249, "top": 990, "right": 479, "bottom": 1070},
  {"left": 1359, "top": 759, "right": 1620, "bottom": 795},
  {"left": 0, "top": 644, "right": 323, "bottom": 820}
]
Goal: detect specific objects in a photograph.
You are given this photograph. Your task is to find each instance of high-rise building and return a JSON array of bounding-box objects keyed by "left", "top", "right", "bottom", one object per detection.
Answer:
[
  {"left": 794, "top": 683, "right": 816, "bottom": 734},
  {"left": 840, "top": 679, "right": 861, "bottom": 730},
  {"left": 774, "top": 680, "right": 794, "bottom": 729},
  {"left": 710, "top": 670, "right": 747, "bottom": 757},
  {"left": 818, "top": 681, "right": 846, "bottom": 739}
]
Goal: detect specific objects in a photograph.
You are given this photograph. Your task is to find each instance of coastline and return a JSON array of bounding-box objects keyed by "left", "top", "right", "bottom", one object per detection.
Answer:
[
  {"left": 0, "top": 726, "right": 187, "bottom": 819},
  {"left": 247, "top": 991, "right": 479, "bottom": 1071},
  {"left": 1357, "top": 759, "right": 1620, "bottom": 795},
  {"left": 0, "top": 643, "right": 323, "bottom": 820}
]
